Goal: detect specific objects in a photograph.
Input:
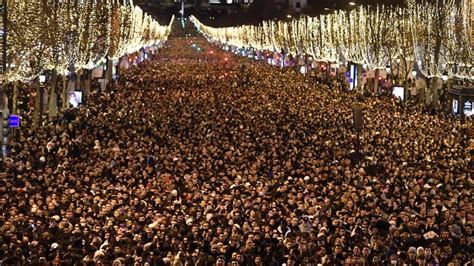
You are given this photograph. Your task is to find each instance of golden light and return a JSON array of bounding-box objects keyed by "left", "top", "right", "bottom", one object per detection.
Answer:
[
  {"left": 190, "top": 0, "right": 473, "bottom": 81},
  {"left": 3, "top": 0, "right": 174, "bottom": 83}
]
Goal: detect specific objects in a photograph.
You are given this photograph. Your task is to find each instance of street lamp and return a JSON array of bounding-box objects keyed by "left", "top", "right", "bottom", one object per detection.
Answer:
[
  {"left": 349, "top": 1, "right": 356, "bottom": 6},
  {"left": 442, "top": 72, "right": 448, "bottom": 81}
]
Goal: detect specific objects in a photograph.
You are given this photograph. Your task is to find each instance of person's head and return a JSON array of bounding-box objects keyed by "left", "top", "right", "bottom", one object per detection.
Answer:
[
  {"left": 372, "top": 255, "right": 381, "bottom": 265},
  {"left": 334, "top": 244, "right": 342, "bottom": 254},
  {"left": 389, "top": 253, "right": 398, "bottom": 265},
  {"left": 352, "top": 246, "right": 360, "bottom": 256},
  {"left": 286, "top": 256, "right": 296, "bottom": 266},
  {"left": 408, "top": 247, "right": 417, "bottom": 260},
  {"left": 416, "top": 255, "right": 427, "bottom": 266},
  {"left": 362, "top": 246, "right": 370, "bottom": 257},
  {"left": 215, "top": 256, "right": 225, "bottom": 266}
]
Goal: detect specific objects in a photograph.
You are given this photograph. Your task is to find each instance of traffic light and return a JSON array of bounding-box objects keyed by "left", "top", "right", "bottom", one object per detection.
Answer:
[{"left": 1, "top": 110, "right": 9, "bottom": 145}]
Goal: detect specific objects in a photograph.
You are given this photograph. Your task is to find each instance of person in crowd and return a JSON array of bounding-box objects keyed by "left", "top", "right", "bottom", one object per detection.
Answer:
[{"left": 0, "top": 35, "right": 472, "bottom": 265}]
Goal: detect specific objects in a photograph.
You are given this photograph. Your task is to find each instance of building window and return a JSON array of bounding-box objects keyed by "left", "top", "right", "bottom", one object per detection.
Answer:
[{"left": 295, "top": 2, "right": 301, "bottom": 8}]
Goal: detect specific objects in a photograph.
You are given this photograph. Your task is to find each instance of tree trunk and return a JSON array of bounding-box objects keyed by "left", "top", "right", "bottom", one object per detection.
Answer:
[
  {"left": 12, "top": 81, "right": 18, "bottom": 114},
  {"left": 425, "top": 78, "right": 433, "bottom": 106},
  {"left": 419, "top": 87, "right": 426, "bottom": 106},
  {"left": 0, "top": 85, "right": 8, "bottom": 112},
  {"left": 84, "top": 70, "right": 91, "bottom": 102},
  {"left": 75, "top": 71, "right": 81, "bottom": 90},
  {"left": 374, "top": 69, "right": 380, "bottom": 94},
  {"left": 62, "top": 76, "right": 68, "bottom": 110},
  {"left": 403, "top": 79, "right": 409, "bottom": 102},
  {"left": 115, "top": 62, "right": 120, "bottom": 80},
  {"left": 0, "top": 83, "right": 7, "bottom": 111},
  {"left": 356, "top": 64, "right": 363, "bottom": 91},
  {"left": 431, "top": 77, "right": 440, "bottom": 109},
  {"left": 33, "top": 79, "right": 41, "bottom": 129},
  {"left": 107, "top": 58, "right": 113, "bottom": 81},
  {"left": 49, "top": 70, "right": 58, "bottom": 118},
  {"left": 404, "top": 68, "right": 410, "bottom": 102}
]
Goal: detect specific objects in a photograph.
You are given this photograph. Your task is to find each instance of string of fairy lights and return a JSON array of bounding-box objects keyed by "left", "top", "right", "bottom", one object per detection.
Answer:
[
  {"left": 191, "top": 0, "right": 473, "bottom": 80},
  {"left": 3, "top": 0, "right": 174, "bottom": 83}
]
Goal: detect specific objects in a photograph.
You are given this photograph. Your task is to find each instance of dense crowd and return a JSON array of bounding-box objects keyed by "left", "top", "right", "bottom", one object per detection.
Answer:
[{"left": 0, "top": 34, "right": 472, "bottom": 266}]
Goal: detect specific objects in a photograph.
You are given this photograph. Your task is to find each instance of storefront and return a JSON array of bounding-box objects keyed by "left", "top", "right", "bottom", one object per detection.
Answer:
[{"left": 449, "top": 87, "right": 474, "bottom": 117}]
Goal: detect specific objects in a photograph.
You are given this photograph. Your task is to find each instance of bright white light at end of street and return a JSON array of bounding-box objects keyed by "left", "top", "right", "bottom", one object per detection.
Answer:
[
  {"left": 349, "top": 1, "right": 356, "bottom": 5},
  {"left": 287, "top": 15, "right": 292, "bottom": 18}
]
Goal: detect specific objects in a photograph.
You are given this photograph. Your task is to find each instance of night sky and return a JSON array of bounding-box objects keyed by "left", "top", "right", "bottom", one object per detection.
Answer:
[{"left": 138, "top": 0, "right": 410, "bottom": 26}]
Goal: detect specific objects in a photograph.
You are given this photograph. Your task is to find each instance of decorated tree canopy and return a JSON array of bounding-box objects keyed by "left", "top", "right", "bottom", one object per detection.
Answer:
[
  {"left": 3, "top": 0, "right": 173, "bottom": 83},
  {"left": 191, "top": 0, "right": 473, "bottom": 80}
]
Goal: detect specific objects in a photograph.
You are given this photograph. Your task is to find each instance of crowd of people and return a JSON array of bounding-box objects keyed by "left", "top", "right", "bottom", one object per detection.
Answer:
[{"left": 0, "top": 27, "right": 472, "bottom": 265}]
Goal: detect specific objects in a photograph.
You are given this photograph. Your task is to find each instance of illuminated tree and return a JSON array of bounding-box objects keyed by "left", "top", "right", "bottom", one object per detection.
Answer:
[
  {"left": 6, "top": 0, "right": 48, "bottom": 83},
  {"left": 192, "top": 1, "right": 473, "bottom": 104},
  {"left": 443, "top": 0, "right": 473, "bottom": 80},
  {"left": 411, "top": 0, "right": 457, "bottom": 108},
  {"left": 392, "top": 5, "right": 416, "bottom": 92},
  {"left": 362, "top": 4, "right": 395, "bottom": 93},
  {"left": 3, "top": 0, "right": 172, "bottom": 124}
]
